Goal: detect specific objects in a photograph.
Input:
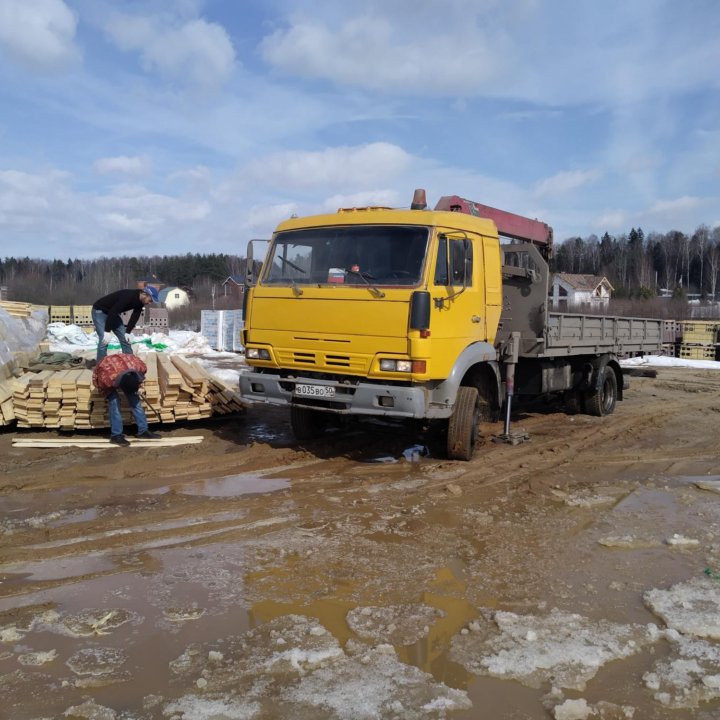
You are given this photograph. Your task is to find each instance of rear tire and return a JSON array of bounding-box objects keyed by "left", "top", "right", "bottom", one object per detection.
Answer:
[
  {"left": 291, "top": 406, "right": 327, "bottom": 442},
  {"left": 585, "top": 366, "right": 617, "bottom": 416},
  {"left": 447, "top": 386, "right": 481, "bottom": 461}
]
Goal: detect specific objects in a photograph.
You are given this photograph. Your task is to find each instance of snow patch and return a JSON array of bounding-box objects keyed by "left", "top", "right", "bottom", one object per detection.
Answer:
[
  {"left": 450, "top": 608, "right": 656, "bottom": 690},
  {"left": 643, "top": 634, "right": 720, "bottom": 708},
  {"left": 644, "top": 578, "right": 720, "bottom": 639}
]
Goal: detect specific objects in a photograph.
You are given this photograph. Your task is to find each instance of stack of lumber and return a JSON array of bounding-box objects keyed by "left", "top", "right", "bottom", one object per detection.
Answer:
[
  {"left": 0, "top": 300, "right": 35, "bottom": 318},
  {"left": 5, "top": 353, "right": 246, "bottom": 430},
  {"left": 0, "top": 377, "right": 15, "bottom": 424}
]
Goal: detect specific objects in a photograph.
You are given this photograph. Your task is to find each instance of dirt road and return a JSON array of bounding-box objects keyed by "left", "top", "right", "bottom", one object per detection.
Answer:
[{"left": 1, "top": 367, "right": 720, "bottom": 719}]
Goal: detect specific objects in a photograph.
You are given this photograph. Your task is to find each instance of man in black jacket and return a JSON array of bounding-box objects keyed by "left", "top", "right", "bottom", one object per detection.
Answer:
[{"left": 92, "top": 286, "right": 159, "bottom": 360}]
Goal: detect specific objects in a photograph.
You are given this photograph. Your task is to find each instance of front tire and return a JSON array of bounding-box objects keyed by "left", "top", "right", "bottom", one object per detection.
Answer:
[
  {"left": 585, "top": 366, "right": 617, "bottom": 416},
  {"left": 447, "top": 386, "right": 481, "bottom": 461},
  {"left": 291, "top": 406, "right": 327, "bottom": 442}
]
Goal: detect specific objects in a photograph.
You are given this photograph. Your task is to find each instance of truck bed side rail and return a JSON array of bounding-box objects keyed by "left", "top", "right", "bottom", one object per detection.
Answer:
[{"left": 543, "top": 313, "right": 664, "bottom": 356}]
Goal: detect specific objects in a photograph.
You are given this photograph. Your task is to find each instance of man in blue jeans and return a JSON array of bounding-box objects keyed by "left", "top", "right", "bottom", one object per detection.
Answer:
[
  {"left": 92, "top": 286, "right": 159, "bottom": 360},
  {"left": 92, "top": 353, "right": 162, "bottom": 446}
]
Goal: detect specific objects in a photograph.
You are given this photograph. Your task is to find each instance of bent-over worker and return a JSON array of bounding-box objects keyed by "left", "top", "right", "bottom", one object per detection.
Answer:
[
  {"left": 92, "top": 286, "right": 159, "bottom": 360},
  {"left": 92, "top": 353, "right": 161, "bottom": 446}
]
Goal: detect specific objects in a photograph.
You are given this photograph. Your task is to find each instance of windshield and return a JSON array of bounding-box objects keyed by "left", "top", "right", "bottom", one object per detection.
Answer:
[{"left": 262, "top": 225, "right": 429, "bottom": 287}]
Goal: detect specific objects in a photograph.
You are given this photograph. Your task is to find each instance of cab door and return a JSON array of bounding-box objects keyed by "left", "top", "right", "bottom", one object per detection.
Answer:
[{"left": 428, "top": 230, "right": 487, "bottom": 375}]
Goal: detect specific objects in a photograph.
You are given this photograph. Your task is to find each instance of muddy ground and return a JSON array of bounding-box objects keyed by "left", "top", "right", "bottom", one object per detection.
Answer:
[{"left": 1, "top": 366, "right": 720, "bottom": 719}]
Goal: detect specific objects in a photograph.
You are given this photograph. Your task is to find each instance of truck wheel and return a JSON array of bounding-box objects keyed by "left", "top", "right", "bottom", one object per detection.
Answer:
[
  {"left": 447, "top": 386, "right": 480, "bottom": 461},
  {"left": 585, "top": 366, "right": 617, "bottom": 417},
  {"left": 291, "top": 406, "right": 326, "bottom": 442}
]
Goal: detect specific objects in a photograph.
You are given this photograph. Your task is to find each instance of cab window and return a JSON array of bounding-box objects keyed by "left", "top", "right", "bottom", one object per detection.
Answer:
[{"left": 434, "top": 237, "right": 473, "bottom": 286}]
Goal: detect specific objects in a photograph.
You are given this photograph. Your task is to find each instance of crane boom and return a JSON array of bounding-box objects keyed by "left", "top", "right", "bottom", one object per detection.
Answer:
[{"left": 434, "top": 194, "right": 553, "bottom": 259}]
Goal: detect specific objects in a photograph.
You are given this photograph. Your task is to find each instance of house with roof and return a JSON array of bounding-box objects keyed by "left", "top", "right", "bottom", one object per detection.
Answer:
[
  {"left": 158, "top": 286, "right": 190, "bottom": 309},
  {"left": 549, "top": 273, "right": 614, "bottom": 309},
  {"left": 221, "top": 275, "right": 246, "bottom": 303}
]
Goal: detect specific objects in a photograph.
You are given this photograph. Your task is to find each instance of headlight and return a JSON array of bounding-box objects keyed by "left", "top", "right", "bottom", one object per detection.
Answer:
[
  {"left": 247, "top": 348, "right": 271, "bottom": 360},
  {"left": 379, "top": 359, "right": 424, "bottom": 373}
]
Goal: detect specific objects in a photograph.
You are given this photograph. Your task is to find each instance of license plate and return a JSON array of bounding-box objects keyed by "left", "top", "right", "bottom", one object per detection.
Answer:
[{"left": 294, "top": 384, "right": 335, "bottom": 398}]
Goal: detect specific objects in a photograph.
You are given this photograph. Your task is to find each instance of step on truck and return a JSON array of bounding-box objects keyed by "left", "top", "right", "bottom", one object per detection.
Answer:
[{"left": 239, "top": 189, "right": 663, "bottom": 459}]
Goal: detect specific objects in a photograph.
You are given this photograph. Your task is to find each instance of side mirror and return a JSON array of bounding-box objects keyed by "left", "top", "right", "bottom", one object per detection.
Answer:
[
  {"left": 245, "top": 239, "right": 269, "bottom": 287},
  {"left": 409, "top": 291, "right": 431, "bottom": 330}
]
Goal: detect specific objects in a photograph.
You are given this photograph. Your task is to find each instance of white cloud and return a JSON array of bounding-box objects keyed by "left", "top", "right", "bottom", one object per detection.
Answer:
[
  {"left": 168, "top": 166, "right": 212, "bottom": 185},
  {"left": 246, "top": 203, "right": 299, "bottom": 231},
  {"left": 104, "top": 12, "right": 236, "bottom": 88},
  {"left": 94, "top": 155, "right": 151, "bottom": 176},
  {"left": 323, "top": 190, "right": 402, "bottom": 212},
  {"left": 595, "top": 210, "right": 627, "bottom": 232},
  {"left": 241, "top": 143, "right": 413, "bottom": 191},
  {"left": 0, "top": 0, "right": 79, "bottom": 71},
  {"left": 647, "top": 196, "right": 702, "bottom": 215},
  {"left": 535, "top": 169, "right": 602, "bottom": 198},
  {"left": 260, "top": 13, "right": 498, "bottom": 96},
  {"left": 95, "top": 183, "right": 211, "bottom": 228},
  {"left": 259, "top": 1, "right": 720, "bottom": 106}
]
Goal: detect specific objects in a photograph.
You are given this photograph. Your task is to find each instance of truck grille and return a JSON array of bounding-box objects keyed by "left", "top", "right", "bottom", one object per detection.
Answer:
[{"left": 276, "top": 349, "right": 369, "bottom": 373}]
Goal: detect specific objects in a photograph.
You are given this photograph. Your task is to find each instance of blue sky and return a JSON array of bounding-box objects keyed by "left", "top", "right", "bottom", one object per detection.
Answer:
[{"left": 0, "top": 0, "right": 718, "bottom": 259}]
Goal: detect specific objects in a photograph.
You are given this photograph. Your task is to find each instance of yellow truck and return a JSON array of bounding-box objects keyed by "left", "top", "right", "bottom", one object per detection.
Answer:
[{"left": 239, "top": 190, "right": 662, "bottom": 459}]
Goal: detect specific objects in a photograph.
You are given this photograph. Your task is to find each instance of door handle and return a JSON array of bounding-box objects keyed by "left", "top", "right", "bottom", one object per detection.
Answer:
[{"left": 471, "top": 315, "right": 482, "bottom": 323}]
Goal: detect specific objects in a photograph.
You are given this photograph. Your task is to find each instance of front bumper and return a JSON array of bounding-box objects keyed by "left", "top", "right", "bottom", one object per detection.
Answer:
[{"left": 238, "top": 370, "right": 436, "bottom": 419}]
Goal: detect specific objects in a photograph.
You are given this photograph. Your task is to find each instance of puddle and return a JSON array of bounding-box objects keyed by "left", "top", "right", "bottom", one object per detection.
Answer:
[
  {"left": 148, "top": 472, "right": 290, "bottom": 497},
  {"left": 674, "top": 475, "right": 720, "bottom": 484},
  {"left": 48, "top": 507, "right": 99, "bottom": 528},
  {"left": 0, "top": 553, "right": 115, "bottom": 582}
]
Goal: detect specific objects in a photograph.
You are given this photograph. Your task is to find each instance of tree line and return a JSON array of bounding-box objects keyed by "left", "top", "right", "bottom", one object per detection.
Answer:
[
  {"left": 0, "top": 253, "right": 247, "bottom": 305},
  {"left": 2, "top": 222, "right": 720, "bottom": 309},
  {"left": 551, "top": 224, "right": 720, "bottom": 300}
]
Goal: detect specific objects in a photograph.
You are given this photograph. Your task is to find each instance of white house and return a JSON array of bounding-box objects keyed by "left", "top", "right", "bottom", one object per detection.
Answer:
[
  {"left": 158, "top": 286, "right": 190, "bottom": 310},
  {"left": 549, "top": 273, "right": 614, "bottom": 309}
]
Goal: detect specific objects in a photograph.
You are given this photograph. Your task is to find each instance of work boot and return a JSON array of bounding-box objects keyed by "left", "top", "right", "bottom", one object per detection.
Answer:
[
  {"left": 110, "top": 434, "right": 130, "bottom": 447},
  {"left": 136, "top": 430, "right": 162, "bottom": 440}
]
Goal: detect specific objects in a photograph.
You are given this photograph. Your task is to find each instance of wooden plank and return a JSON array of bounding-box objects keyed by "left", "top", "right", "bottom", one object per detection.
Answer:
[
  {"left": 12, "top": 438, "right": 204, "bottom": 449},
  {"left": 13, "top": 435, "right": 204, "bottom": 444}
]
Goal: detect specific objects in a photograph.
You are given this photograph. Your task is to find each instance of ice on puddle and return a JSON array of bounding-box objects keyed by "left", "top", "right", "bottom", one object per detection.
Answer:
[
  {"left": 0, "top": 625, "right": 26, "bottom": 643},
  {"left": 553, "top": 698, "right": 591, "bottom": 720},
  {"left": 450, "top": 608, "right": 656, "bottom": 690},
  {"left": 552, "top": 698, "right": 635, "bottom": 720},
  {"left": 165, "top": 615, "right": 470, "bottom": 719},
  {"left": 163, "top": 695, "right": 261, "bottom": 719},
  {"left": 664, "top": 533, "right": 700, "bottom": 547},
  {"left": 45, "top": 607, "right": 140, "bottom": 637},
  {"left": 346, "top": 603, "right": 445, "bottom": 645},
  {"left": 66, "top": 647, "right": 129, "bottom": 687},
  {"left": 644, "top": 577, "right": 720, "bottom": 639},
  {"left": 281, "top": 643, "right": 471, "bottom": 719},
  {"left": 643, "top": 634, "right": 720, "bottom": 708},
  {"left": 561, "top": 491, "right": 620, "bottom": 508},
  {"left": 63, "top": 699, "right": 117, "bottom": 719},
  {"left": 17, "top": 648, "right": 57, "bottom": 666},
  {"left": 597, "top": 535, "right": 659, "bottom": 549},
  {"left": 162, "top": 607, "right": 206, "bottom": 623}
]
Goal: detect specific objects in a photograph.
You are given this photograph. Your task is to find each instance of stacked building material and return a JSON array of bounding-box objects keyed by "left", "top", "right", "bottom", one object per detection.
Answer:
[
  {"left": 0, "top": 377, "right": 15, "bottom": 424},
  {"left": 677, "top": 321, "right": 720, "bottom": 361},
  {"left": 7, "top": 353, "right": 246, "bottom": 430},
  {"left": 49, "top": 305, "right": 73, "bottom": 324},
  {"left": 0, "top": 301, "right": 35, "bottom": 318}
]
